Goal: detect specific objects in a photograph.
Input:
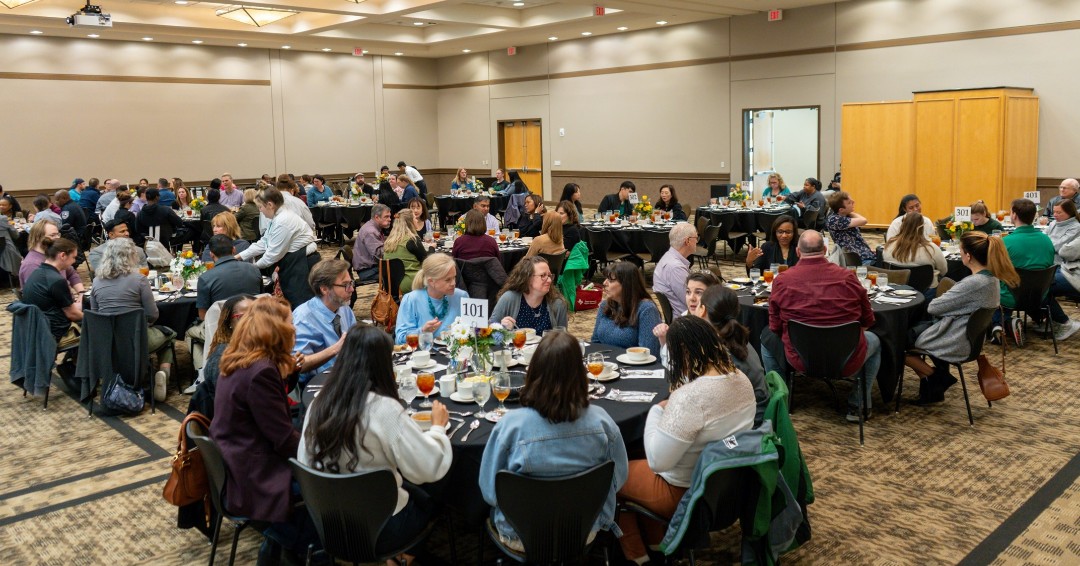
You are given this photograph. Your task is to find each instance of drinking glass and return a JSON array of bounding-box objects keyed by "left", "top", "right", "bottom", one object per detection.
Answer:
[
  {"left": 419, "top": 331, "right": 434, "bottom": 352},
  {"left": 398, "top": 373, "right": 418, "bottom": 416},
  {"left": 878, "top": 274, "right": 889, "bottom": 290},
  {"left": 586, "top": 352, "right": 605, "bottom": 389},
  {"left": 992, "top": 230, "right": 1002, "bottom": 237},
  {"left": 777, "top": 264, "right": 789, "bottom": 273},
  {"left": 492, "top": 372, "right": 511, "bottom": 417},
  {"left": 551, "top": 325, "right": 567, "bottom": 335},
  {"left": 769, "top": 263, "right": 780, "bottom": 275},
  {"left": 762, "top": 270, "right": 774, "bottom": 284},
  {"left": 433, "top": 231, "right": 442, "bottom": 242},
  {"left": 749, "top": 268, "right": 760, "bottom": 286},
  {"left": 473, "top": 378, "right": 491, "bottom": 418},
  {"left": 512, "top": 330, "right": 527, "bottom": 359},
  {"left": 406, "top": 334, "right": 419, "bottom": 350},
  {"left": 488, "top": 228, "right": 496, "bottom": 237},
  {"left": 139, "top": 265, "right": 150, "bottom": 277},
  {"left": 867, "top": 272, "right": 878, "bottom": 287},
  {"left": 417, "top": 371, "right": 435, "bottom": 408},
  {"left": 499, "top": 230, "right": 508, "bottom": 243},
  {"left": 856, "top": 266, "right": 868, "bottom": 280}
]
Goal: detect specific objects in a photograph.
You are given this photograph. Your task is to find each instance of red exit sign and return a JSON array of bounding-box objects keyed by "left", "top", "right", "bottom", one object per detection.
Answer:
[{"left": 768, "top": 9, "right": 783, "bottom": 21}]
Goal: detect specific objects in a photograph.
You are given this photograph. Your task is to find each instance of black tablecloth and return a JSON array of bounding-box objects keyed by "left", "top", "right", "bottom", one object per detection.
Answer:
[
  {"left": 436, "top": 240, "right": 529, "bottom": 275},
  {"left": 82, "top": 295, "right": 199, "bottom": 339},
  {"left": 737, "top": 284, "right": 925, "bottom": 404},
  {"left": 695, "top": 205, "right": 796, "bottom": 234},
  {"left": 309, "top": 205, "right": 373, "bottom": 236},
  {"left": 301, "top": 343, "right": 668, "bottom": 527},
  {"left": 581, "top": 222, "right": 674, "bottom": 255},
  {"left": 435, "top": 195, "right": 509, "bottom": 229},
  {"left": 945, "top": 257, "right": 971, "bottom": 282}
]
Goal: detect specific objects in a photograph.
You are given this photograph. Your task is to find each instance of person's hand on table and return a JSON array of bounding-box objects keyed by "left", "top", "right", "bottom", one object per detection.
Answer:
[
  {"left": 430, "top": 401, "right": 449, "bottom": 428},
  {"left": 500, "top": 316, "right": 516, "bottom": 329},
  {"left": 1038, "top": 217, "right": 1049, "bottom": 226},
  {"left": 422, "top": 319, "right": 441, "bottom": 333}
]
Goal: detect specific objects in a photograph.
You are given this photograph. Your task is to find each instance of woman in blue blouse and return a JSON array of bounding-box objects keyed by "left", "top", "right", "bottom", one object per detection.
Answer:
[
  {"left": 762, "top": 173, "right": 792, "bottom": 198},
  {"left": 450, "top": 168, "right": 475, "bottom": 194},
  {"left": 306, "top": 174, "right": 333, "bottom": 205},
  {"left": 395, "top": 253, "right": 468, "bottom": 344},
  {"left": 590, "top": 261, "right": 662, "bottom": 355}
]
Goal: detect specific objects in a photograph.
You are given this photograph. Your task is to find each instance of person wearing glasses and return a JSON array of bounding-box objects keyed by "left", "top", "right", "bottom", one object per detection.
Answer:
[
  {"left": 745, "top": 215, "right": 799, "bottom": 276},
  {"left": 292, "top": 259, "right": 356, "bottom": 385},
  {"left": 651, "top": 222, "right": 697, "bottom": 316},
  {"left": 491, "top": 256, "right": 568, "bottom": 333}
]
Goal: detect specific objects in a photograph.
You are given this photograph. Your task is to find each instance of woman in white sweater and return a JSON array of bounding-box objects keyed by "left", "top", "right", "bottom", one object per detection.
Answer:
[
  {"left": 299, "top": 325, "right": 452, "bottom": 559},
  {"left": 883, "top": 212, "right": 948, "bottom": 297},
  {"left": 616, "top": 316, "right": 756, "bottom": 565}
]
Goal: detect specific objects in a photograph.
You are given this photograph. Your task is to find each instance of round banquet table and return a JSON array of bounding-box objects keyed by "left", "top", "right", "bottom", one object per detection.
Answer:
[
  {"left": 81, "top": 292, "right": 199, "bottom": 339},
  {"left": 734, "top": 283, "right": 925, "bottom": 404},
  {"left": 581, "top": 221, "right": 674, "bottom": 255},
  {"left": 309, "top": 204, "right": 373, "bottom": 237},
  {"left": 695, "top": 204, "right": 796, "bottom": 235},
  {"left": 301, "top": 343, "right": 669, "bottom": 527},
  {"left": 435, "top": 194, "right": 509, "bottom": 229},
  {"left": 435, "top": 238, "right": 529, "bottom": 275}
]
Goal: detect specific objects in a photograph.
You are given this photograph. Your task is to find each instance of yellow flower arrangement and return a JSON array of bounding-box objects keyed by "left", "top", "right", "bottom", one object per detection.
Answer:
[
  {"left": 945, "top": 220, "right": 974, "bottom": 239},
  {"left": 189, "top": 196, "right": 207, "bottom": 212},
  {"left": 634, "top": 194, "right": 653, "bottom": 216},
  {"left": 728, "top": 188, "right": 749, "bottom": 202}
]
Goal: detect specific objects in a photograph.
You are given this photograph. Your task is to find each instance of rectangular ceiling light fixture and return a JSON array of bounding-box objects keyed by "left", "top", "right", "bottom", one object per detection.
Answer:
[
  {"left": 216, "top": 6, "right": 298, "bottom": 27},
  {"left": 1, "top": 0, "right": 41, "bottom": 9}
]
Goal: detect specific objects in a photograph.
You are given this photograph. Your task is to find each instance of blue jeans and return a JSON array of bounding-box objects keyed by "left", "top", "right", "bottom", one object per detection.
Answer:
[
  {"left": 760, "top": 330, "right": 880, "bottom": 409},
  {"left": 1046, "top": 268, "right": 1079, "bottom": 324}
]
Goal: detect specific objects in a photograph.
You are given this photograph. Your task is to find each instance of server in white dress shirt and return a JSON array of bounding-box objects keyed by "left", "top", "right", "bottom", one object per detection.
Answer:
[
  {"left": 238, "top": 187, "right": 318, "bottom": 307},
  {"left": 260, "top": 174, "right": 316, "bottom": 236}
]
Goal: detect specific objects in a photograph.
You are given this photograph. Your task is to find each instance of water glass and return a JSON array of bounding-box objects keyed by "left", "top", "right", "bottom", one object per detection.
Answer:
[
  {"left": 769, "top": 263, "right": 780, "bottom": 275},
  {"left": 856, "top": 266, "right": 868, "bottom": 280},
  {"left": 749, "top": 268, "right": 761, "bottom": 285},
  {"left": 419, "top": 331, "right": 434, "bottom": 352},
  {"left": 473, "top": 378, "right": 491, "bottom": 418},
  {"left": 398, "top": 374, "right": 418, "bottom": 416},
  {"left": 878, "top": 274, "right": 889, "bottom": 290}
]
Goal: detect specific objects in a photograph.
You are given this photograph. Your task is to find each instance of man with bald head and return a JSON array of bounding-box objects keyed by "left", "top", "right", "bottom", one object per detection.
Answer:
[
  {"left": 762, "top": 230, "right": 880, "bottom": 422},
  {"left": 1040, "top": 178, "right": 1080, "bottom": 224}
]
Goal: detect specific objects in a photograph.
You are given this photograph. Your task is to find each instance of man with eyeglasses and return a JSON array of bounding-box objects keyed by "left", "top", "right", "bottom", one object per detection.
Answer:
[
  {"left": 292, "top": 259, "right": 357, "bottom": 384},
  {"left": 1039, "top": 178, "right": 1080, "bottom": 225},
  {"left": 651, "top": 222, "right": 698, "bottom": 316}
]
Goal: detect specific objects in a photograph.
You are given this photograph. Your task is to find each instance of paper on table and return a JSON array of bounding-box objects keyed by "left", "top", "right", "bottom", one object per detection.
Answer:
[
  {"left": 619, "top": 369, "right": 665, "bottom": 379},
  {"left": 604, "top": 390, "right": 657, "bottom": 403},
  {"left": 875, "top": 296, "right": 913, "bottom": 304}
]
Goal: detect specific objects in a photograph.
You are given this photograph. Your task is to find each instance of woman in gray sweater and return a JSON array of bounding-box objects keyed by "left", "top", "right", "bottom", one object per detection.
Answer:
[
  {"left": 905, "top": 232, "right": 1018, "bottom": 404},
  {"left": 490, "top": 256, "right": 568, "bottom": 334}
]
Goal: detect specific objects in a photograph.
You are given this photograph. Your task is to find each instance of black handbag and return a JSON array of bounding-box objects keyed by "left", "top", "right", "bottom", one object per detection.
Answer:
[{"left": 103, "top": 374, "right": 145, "bottom": 415}]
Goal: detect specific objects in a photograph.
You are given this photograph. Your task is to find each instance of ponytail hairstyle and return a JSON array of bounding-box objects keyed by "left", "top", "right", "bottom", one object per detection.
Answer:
[
  {"left": 961, "top": 232, "right": 1019, "bottom": 288},
  {"left": 42, "top": 237, "right": 77, "bottom": 260},
  {"left": 970, "top": 200, "right": 989, "bottom": 217},
  {"left": 698, "top": 285, "right": 749, "bottom": 362}
]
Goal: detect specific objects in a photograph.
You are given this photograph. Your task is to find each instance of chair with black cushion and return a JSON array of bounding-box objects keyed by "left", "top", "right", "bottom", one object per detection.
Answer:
[
  {"left": 902, "top": 307, "right": 997, "bottom": 424},
  {"left": 716, "top": 214, "right": 748, "bottom": 261},
  {"left": 1010, "top": 266, "right": 1059, "bottom": 353},
  {"left": 187, "top": 420, "right": 261, "bottom": 566},
  {"left": 639, "top": 229, "right": 671, "bottom": 267},
  {"left": 800, "top": 208, "right": 820, "bottom": 231},
  {"left": 841, "top": 251, "right": 862, "bottom": 268},
  {"left": 654, "top": 292, "right": 674, "bottom": 324},
  {"left": 378, "top": 258, "right": 406, "bottom": 304},
  {"left": 754, "top": 213, "right": 785, "bottom": 243},
  {"left": 787, "top": 320, "right": 868, "bottom": 444},
  {"left": 7, "top": 301, "right": 79, "bottom": 409},
  {"left": 289, "top": 459, "right": 445, "bottom": 566},
  {"left": 585, "top": 228, "right": 615, "bottom": 278},
  {"left": 691, "top": 224, "right": 720, "bottom": 270},
  {"left": 456, "top": 257, "right": 507, "bottom": 311},
  {"left": 867, "top": 265, "right": 910, "bottom": 287},
  {"left": 694, "top": 214, "right": 710, "bottom": 241},
  {"left": 74, "top": 308, "right": 152, "bottom": 416},
  {"left": 484, "top": 461, "right": 614, "bottom": 565},
  {"left": 537, "top": 252, "right": 566, "bottom": 282},
  {"left": 884, "top": 262, "right": 935, "bottom": 293}
]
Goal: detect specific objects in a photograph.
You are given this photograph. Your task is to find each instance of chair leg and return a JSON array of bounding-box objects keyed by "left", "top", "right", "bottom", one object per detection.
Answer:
[
  {"left": 43, "top": 386, "right": 49, "bottom": 410},
  {"left": 227, "top": 523, "right": 243, "bottom": 566},
  {"left": 208, "top": 514, "right": 223, "bottom": 566},
  {"left": 894, "top": 369, "right": 903, "bottom": 414},
  {"left": 957, "top": 364, "right": 974, "bottom": 426},
  {"left": 1045, "top": 307, "right": 1058, "bottom": 354},
  {"left": 858, "top": 374, "right": 865, "bottom": 446}
]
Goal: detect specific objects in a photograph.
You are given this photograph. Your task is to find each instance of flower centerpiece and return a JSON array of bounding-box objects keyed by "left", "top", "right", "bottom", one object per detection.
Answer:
[
  {"left": 728, "top": 186, "right": 749, "bottom": 203},
  {"left": 453, "top": 216, "right": 467, "bottom": 236},
  {"left": 634, "top": 194, "right": 653, "bottom": 217},
  {"left": 473, "top": 177, "right": 486, "bottom": 193},
  {"left": 170, "top": 249, "right": 206, "bottom": 284},
  {"left": 189, "top": 195, "right": 207, "bottom": 213},
  {"left": 945, "top": 219, "right": 974, "bottom": 240},
  {"left": 446, "top": 319, "right": 509, "bottom": 378}
]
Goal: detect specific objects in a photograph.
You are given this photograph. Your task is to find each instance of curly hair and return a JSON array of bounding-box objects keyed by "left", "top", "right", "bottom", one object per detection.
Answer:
[
  {"left": 96, "top": 238, "right": 141, "bottom": 280},
  {"left": 666, "top": 315, "right": 734, "bottom": 391}
]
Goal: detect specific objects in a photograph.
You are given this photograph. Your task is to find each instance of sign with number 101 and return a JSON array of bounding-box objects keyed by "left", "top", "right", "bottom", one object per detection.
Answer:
[{"left": 460, "top": 298, "right": 488, "bottom": 328}]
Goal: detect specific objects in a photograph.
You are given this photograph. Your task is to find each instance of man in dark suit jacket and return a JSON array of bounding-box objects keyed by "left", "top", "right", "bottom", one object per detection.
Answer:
[{"left": 598, "top": 180, "right": 635, "bottom": 217}]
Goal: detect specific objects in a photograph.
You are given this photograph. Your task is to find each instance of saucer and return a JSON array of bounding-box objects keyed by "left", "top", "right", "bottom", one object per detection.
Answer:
[
  {"left": 450, "top": 391, "right": 474, "bottom": 403},
  {"left": 616, "top": 353, "right": 657, "bottom": 366},
  {"left": 597, "top": 370, "right": 621, "bottom": 382},
  {"left": 731, "top": 277, "right": 751, "bottom": 284},
  {"left": 891, "top": 289, "right": 918, "bottom": 297},
  {"left": 525, "top": 335, "right": 542, "bottom": 345},
  {"left": 408, "top": 359, "right": 437, "bottom": 369}
]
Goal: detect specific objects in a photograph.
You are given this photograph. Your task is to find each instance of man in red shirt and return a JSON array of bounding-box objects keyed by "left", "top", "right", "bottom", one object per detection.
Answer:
[{"left": 762, "top": 230, "right": 881, "bottom": 422}]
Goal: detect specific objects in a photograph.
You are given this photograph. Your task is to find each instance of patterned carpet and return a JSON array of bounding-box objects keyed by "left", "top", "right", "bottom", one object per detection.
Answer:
[{"left": 1, "top": 228, "right": 1078, "bottom": 565}]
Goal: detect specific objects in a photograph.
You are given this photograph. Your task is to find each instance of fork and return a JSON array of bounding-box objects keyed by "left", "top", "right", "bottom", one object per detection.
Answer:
[
  {"left": 448, "top": 410, "right": 473, "bottom": 417},
  {"left": 460, "top": 419, "right": 482, "bottom": 441}
]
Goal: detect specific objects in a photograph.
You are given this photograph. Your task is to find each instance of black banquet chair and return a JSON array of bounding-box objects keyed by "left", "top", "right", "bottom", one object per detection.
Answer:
[
  {"left": 787, "top": 320, "right": 868, "bottom": 445},
  {"left": 1009, "top": 266, "right": 1059, "bottom": 353}
]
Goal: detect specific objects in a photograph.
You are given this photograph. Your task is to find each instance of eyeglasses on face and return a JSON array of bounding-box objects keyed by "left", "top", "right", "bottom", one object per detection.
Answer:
[
  {"left": 533, "top": 273, "right": 554, "bottom": 280},
  {"left": 332, "top": 282, "right": 355, "bottom": 289}
]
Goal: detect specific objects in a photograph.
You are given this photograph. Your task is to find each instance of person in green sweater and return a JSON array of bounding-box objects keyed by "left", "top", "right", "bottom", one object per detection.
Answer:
[
  {"left": 994, "top": 198, "right": 1055, "bottom": 347},
  {"left": 970, "top": 201, "right": 1003, "bottom": 234}
]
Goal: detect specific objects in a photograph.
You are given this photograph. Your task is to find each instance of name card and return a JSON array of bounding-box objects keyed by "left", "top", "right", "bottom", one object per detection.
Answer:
[
  {"left": 1024, "top": 190, "right": 1041, "bottom": 204},
  {"left": 628, "top": 192, "right": 639, "bottom": 205},
  {"left": 954, "top": 206, "right": 971, "bottom": 222},
  {"left": 460, "top": 298, "right": 489, "bottom": 328}
]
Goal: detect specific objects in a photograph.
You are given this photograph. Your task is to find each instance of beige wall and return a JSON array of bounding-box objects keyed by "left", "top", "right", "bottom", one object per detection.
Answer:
[{"left": 4, "top": 0, "right": 1080, "bottom": 208}]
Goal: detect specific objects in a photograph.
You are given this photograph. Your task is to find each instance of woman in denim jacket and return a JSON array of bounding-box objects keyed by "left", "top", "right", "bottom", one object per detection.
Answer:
[{"left": 480, "top": 331, "right": 629, "bottom": 552}]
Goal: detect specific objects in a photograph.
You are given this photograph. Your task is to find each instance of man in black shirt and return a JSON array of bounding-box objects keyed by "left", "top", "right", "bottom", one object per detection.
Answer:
[
  {"left": 137, "top": 188, "right": 188, "bottom": 248},
  {"left": 55, "top": 190, "right": 86, "bottom": 235},
  {"left": 22, "top": 238, "right": 83, "bottom": 345},
  {"left": 598, "top": 180, "right": 635, "bottom": 217}
]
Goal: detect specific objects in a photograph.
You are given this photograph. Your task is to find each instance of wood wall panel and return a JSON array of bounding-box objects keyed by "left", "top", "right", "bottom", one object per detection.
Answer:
[
  {"left": 1003, "top": 97, "right": 1041, "bottom": 199},
  {"left": 841, "top": 101, "right": 915, "bottom": 225},
  {"left": 914, "top": 99, "right": 956, "bottom": 222},
  {"left": 954, "top": 97, "right": 1004, "bottom": 208}
]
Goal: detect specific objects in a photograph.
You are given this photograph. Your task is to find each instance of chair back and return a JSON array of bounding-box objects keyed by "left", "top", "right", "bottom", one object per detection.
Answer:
[
  {"left": 75, "top": 308, "right": 150, "bottom": 395},
  {"left": 538, "top": 252, "right": 566, "bottom": 282},
  {"left": 495, "top": 461, "right": 615, "bottom": 564},
  {"left": 664, "top": 463, "right": 755, "bottom": 556},
  {"left": 884, "top": 262, "right": 934, "bottom": 291},
  {"left": 1011, "top": 266, "right": 1057, "bottom": 314},
  {"left": 867, "top": 265, "right": 910, "bottom": 286},
  {"left": 455, "top": 257, "right": 507, "bottom": 308},
  {"left": 289, "top": 459, "right": 398, "bottom": 563},
  {"left": 654, "top": 292, "right": 674, "bottom": 324},
  {"left": 800, "top": 208, "right": 820, "bottom": 230},
  {"left": 756, "top": 213, "right": 785, "bottom": 240},
  {"left": 962, "top": 307, "right": 997, "bottom": 364},
  {"left": 695, "top": 214, "right": 710, "bottom": 239},
  {"left": 787, "top": 320, "right": 862, "bottom": 379},
  {"left": 378, "top": 258, "right": 406, "bottom": 300},
  {"left": 699, "top": 225, "right": 720, "bottom": 257},
  {"left": 186, "top": 419, "right": 234, "bottom": 520},
  {"left": 642, "top": 229, "right": 671, "bottom": 264},
  {"left": 841, "top": 251, "right": 861, "bottom": 268}
]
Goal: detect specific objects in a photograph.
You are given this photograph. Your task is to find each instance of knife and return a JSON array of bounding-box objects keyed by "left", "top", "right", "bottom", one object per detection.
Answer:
[{"left": 447, "top": 420, "right": 467, "bottom": 440}]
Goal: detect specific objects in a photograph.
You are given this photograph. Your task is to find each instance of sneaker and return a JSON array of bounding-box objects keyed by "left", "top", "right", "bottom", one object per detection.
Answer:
[
  {"left": 1053, "top": 319, "right": 1080, "bottom": 341},
  {"left": 182, "top": 383, "right": 199, "bottom": 395},
  {"left": 1010, "top": 318, "right": 1025, "bottom": 348},
  {"left": 989, "top": 325, "right": 1004, "bottom": 345},
  {"left": 845, "top": 408, "right": 872, "bottom": 423},
  {"left": 154, "top": 370, "right": 168, "bottom": 402}
]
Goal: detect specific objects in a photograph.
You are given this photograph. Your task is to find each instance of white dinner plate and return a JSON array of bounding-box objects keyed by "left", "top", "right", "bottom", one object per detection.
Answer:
[
  {"left": 408, "top": 359, "right": 437, "bottom": 370},
  {"left": 891, "top": 289, "right": 919, "bottom": 297},
  {"left": 450, "top": 391, "right": 474, "bottom": 403},
  {"left": 616, "top": 354, "right": 657, "bottom": 366},
  {"left": 597, "top": 370, "right": 621, "bottom": 382},
  {"left": 732, "top": 277, "right": 751, "bottom": 284},
  {"left": 725, "top": 284, "right": 744, "bottom": 291}
]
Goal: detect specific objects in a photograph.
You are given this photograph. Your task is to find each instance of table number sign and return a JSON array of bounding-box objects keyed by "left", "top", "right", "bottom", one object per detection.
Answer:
[
  {"left": 1024, "top": 190, "right": 1041, "bottom": 204},
  {"left": 460, "top": 298, "right": 489, "bottom": 328},
  {"left": 628, "top": 192, "right": 639, "bottom": 205},
  {"left": 954, "top": 206, "right": 971, "bottom": 222}
]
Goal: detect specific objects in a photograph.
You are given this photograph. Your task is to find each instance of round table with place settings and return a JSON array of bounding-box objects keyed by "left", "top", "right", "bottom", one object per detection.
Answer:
[{"left": 435, "top": 194, "right": 510, "bottom": 229}]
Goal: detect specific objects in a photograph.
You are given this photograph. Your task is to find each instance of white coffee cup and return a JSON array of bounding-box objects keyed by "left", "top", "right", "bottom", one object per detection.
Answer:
[
  {"left": 439, "top": 375, "right": 456, "bottom": 397},
  {"left": 412, "top": 351, "right": 431, "bottom": 366},
  {"left": 457, "top": 378, "right": 474, "bottom": 400},
  {"left": 626, "top": 346, "right": 651, "bottom": 362}
]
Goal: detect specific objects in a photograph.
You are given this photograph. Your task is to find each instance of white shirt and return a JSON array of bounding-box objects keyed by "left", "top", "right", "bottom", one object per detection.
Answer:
[
  {"left": 403, "top": 165, "right": 423, "bottom": 184},
  {"left": 259, "top": 192, "right": 315, "bottom": 235},
  {"left": 241, "top": 208, "right": 316, "bottom": 269},
  {"left": 102, "top": 197, "right": 121, "bottom": 222},
  {"left": 886, "top": 214, "right": 937, "bottom": 241},
  {"left": 485, "top": 213, "right": 500, "bottom": 232}
]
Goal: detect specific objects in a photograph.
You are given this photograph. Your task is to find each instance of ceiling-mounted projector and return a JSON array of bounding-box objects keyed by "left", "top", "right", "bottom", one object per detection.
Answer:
[{"left": 66, "top": 3, "right": 112, "bottom": 28}]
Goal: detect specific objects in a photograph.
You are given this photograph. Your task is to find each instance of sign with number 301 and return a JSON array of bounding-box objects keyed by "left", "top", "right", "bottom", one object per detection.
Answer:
[{"left": 459, "top": 298, "right": 488, "bottom": 328}]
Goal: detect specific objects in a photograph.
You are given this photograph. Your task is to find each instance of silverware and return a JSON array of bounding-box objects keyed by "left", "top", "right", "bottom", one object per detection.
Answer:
[
  {"left": 448, "top": 410, "right": 473, "bottom": 417},
  {"left": 460, "top": 419, "right": 482, "bottom": 441},
  {"left": 447, "top": 421, "right": 467, "bottom": 439},
  {"left": 449, "top": 416, "right": 464, "bottom": 423}
]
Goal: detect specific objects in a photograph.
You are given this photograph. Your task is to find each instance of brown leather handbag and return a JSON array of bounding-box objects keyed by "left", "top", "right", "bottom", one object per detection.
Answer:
[
  {"left": 162, "top": 412, "right": 212, "bottom": 506},
  {"left": 976, "top": 338, "right": 1010, "bottom": 402},
  {"left": 370, "top": 259, "right": 400, "bottom": 333}
]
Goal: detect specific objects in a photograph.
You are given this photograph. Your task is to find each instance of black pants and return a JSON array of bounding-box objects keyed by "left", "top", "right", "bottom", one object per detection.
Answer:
[{"left": 276, "top": 250, "right": 319, "bottom": 308}]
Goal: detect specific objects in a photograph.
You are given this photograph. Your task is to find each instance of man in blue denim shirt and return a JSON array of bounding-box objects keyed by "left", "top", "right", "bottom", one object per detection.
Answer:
[{"left": 292, "top": 259, "right": 356, "bottom": 383}]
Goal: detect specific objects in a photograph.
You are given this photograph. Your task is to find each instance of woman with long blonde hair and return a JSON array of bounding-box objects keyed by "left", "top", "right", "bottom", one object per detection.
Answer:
[
  {"left": 383, "top": 211, "right": 428, "bottom": 294},
  {"left": 883, "top": 212, "right": 948, "bottom": 297},
  {"left": 395, "top": 253, "right": 469, "bottom": 344},
  {"left": 524, "top": 211, "right": 565, "bottom": 258},
  {"left": 904, "top": 232, "right": 1018, "bottom": 404}
]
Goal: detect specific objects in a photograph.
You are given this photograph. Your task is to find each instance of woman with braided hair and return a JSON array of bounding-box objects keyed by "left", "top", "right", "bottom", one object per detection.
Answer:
[
  {"left": 698, "top": 285, "right": 769, "bottom": 426},
  {"left": 615, "top": 316, "right": 756, "bottom": 565}
]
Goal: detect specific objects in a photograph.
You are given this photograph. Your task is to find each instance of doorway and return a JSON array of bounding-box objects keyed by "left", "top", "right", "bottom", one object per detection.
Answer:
[
  {"left": 498, "top": 119, "right": 543, "bottom": 194},
  {"left": 742, "top": 106, "right": 820, "bottom": 197}
]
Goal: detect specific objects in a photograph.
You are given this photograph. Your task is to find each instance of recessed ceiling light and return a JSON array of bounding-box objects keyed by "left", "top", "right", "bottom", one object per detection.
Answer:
[
  {"left": 362, "top": 49, "right": 369, "bottom": 54},
  {"left": 281, "top": 45, "right": 291, "bottom": 49},
  {"left": 513, "top": 1, "right": 525, "bottom": 6},
  {"left": 175, "top": 0, "right": 188, "bottom": 4},
  {"left": 321, "top": 48, "right": 332, "bottom": 52},
  {"left": 581, "top": 32, "right": 592, "bottom": 36},
  {"left": 142, "top": 37, "right": 153, "bottom": 41},
  {"left": 29, "top": 30, "right": 43, "bottom": 35},
  {"left": 394, "top": 52, "right": 403, "bottom": 56},
  {"left": 237, "top": 43, "right": 248, "bottom": 47},
  {"left": 191, "top": 40, "right": 203, "bottom": 44},
  {"left": 656, "top": 20, "right": 668, "bottom": 25},
  {"left": 87, "top": 34, "right": 100, "bottom": 38},
  {"left": 548, "top": 36, "right": 558, "bottom": 41},
  {"left": 462, "top": 49, "right": 471, "bottom": 53},
  {"left": 413, "top": 22, "right": 424, "bottom": 26},
  {"left": 617, "top": 26, "right": 628, "bottom": 31}
]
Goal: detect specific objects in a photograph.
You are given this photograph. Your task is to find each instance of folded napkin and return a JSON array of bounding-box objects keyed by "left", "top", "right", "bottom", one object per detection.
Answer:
[
  {"left": 875, "top": 296, "right": 913, "bottom": 305},
  {"left": 604, "top": 389, "right": 657, "bottom": 403},
  {"left": 619, "top": 369, "right": 665, "bottom": 379}
]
